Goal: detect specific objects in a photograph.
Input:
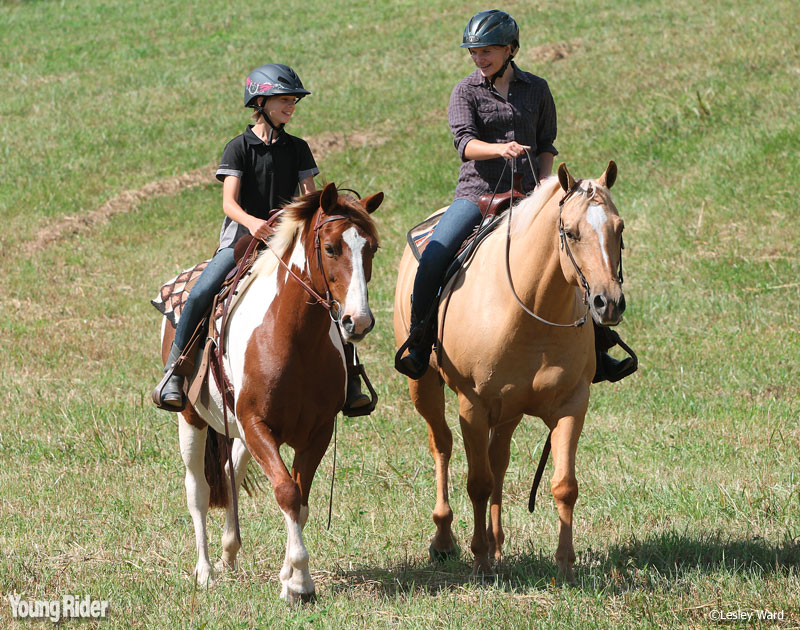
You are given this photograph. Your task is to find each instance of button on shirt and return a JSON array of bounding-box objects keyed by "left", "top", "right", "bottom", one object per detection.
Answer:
[
  {"left": 215, "top": 125, "right": 319, "bottom": 249},
  {"left": 449, "top": 62, "right": 558, "bottom": 204}
]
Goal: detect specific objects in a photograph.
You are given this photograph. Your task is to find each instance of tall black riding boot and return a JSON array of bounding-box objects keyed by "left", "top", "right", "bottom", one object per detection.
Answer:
[
  {"left": 153, "top": 342, "right": 187, "bottom": 411},
  {"left": 343, "top": 342, "right": 370, "bottom": 412},
  {"left": 592, "top": 322, "right": 638, "bottom": 383},
  {"left": 395, "top": 304, "right": 435, "bottom": 380}
]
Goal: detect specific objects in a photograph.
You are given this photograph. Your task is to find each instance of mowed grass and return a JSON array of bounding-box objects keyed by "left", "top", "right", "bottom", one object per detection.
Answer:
[{"left": 1, "top": 0, "right": 798, "bottom": 627}]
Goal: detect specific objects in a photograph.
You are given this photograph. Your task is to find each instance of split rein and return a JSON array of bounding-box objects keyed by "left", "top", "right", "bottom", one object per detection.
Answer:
[
  {"left": 260, "top": 207, "right": 353, "bottom": 324},
  {"left": 498, "top": 156, "right": 622, "bottom": 328}
]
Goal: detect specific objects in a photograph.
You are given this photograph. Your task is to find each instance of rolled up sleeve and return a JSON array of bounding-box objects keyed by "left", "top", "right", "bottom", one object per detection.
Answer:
[
  {"left": 535, "top": 81, "right": 558, "bottom": 156},
  {"left": 449, "top": 83, "right": 479, "bottom": 161}
]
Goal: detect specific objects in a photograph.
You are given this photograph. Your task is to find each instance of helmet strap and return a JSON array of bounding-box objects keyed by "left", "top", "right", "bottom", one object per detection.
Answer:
[
  {"left": 491, "top": 53, "right": 515, "bottom": 87},
  {"left": 254, "top": 105, "right": 285, "bottom": 142}
]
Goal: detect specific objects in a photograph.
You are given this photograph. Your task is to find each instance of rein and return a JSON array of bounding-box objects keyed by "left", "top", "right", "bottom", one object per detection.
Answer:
[
  {"left": 503, "top": 159, "right": 590, "bottom": 328},
  {"left": 262, "top": 208, "right": 352, "bottom": 323}
]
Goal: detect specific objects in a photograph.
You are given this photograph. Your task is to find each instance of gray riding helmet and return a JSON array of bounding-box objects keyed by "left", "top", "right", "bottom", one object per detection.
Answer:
[
  {"left": 461, "top": 9, "right": 519, "bottom": 49},
  {"left": 244, "top": 63, "right": 311, "bottom": 108}
]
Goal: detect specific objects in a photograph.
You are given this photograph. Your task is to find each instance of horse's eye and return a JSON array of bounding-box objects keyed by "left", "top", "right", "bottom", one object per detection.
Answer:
[
  {"left": 565, "top": 229, "right": 578, "bottom": 241},
  {"left": 325, "top": 245, "right": 335, "bottom": 257}
]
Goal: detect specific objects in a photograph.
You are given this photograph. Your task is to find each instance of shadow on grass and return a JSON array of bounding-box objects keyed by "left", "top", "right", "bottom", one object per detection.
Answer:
[{"left": 323, "top": 530, "right": 799, "bottom": 596}]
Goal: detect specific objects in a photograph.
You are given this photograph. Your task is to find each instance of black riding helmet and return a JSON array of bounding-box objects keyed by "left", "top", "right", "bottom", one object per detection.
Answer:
[
  {"left": 244, "top": 63, "right": 310, "bottom": 107},
  {"left": 461, "top": 9, "right": 519, "bottom": 49},
  {"left": 244, "top": 64, "right": 310, "bottom": 138},
  {"left": 461, "top": 10, "right": 519, "bottom": 84}
]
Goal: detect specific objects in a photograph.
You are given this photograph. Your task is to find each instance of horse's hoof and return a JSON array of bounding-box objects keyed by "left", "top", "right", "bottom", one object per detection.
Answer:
[
  {"left": 471, "top": 558, "right": 494, "bottom": 576},
  {"left": 215, "top": 558, "right": 238, "bottom": 573},
  {"left": 429, "top": 544, "right": 459, "bottom": 563},
  {"left": 281, "top": 586, "right": 316, "bottom": 605},
  {"left": 193, "top": 565, "right": 215, "bottom": 588}
]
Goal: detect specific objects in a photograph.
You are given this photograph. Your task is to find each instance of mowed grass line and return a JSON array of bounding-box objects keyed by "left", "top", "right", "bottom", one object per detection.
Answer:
[{"left": 1, "top": 0, "right": 798, "bottom": 627}]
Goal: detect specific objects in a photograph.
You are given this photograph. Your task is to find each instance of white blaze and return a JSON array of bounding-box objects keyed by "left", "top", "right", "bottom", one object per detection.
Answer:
[
  {"left": 342, "top": 227, "right": 369, "bottom": 324},
  {"left": 586, "top": 203, "right": 610, "bottom": 267}
]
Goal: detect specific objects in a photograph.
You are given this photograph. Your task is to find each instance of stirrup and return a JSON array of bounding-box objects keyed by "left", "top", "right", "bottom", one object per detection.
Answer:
[
  {"left": 341, "top": 363, "right": 378, "bottom": 417},
  {"left": 152, "top": 368, "right": 187, "bottom": 411},
  {"left": 593, "top": 330, "right": 638, "bottom": 383},
  {"left": 394, "top": 322, "right": 432, "bottom": 380}
]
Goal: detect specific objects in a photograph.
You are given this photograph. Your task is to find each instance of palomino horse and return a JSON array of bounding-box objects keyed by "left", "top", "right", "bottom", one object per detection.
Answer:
[
  {"left": 394, "top": 162, "right": 625, "bottom": 582},
  {"left": 162, "top": 183, "right": 382, "bottom": 602}
]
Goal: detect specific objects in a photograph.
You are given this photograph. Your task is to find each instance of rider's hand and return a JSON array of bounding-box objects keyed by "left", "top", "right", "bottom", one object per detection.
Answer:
[
  {"left": 250, "top": 219, "right": 272, "bottom": 241},
  {"left": 498, "top": 141, "right": 531, "bottom": 160}
]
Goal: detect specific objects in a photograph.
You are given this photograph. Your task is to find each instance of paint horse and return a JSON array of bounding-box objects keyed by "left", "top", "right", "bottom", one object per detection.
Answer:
[
  {"left": 162, "top": 183, "right": 382, "bottom": 602},
  {"left": 394, "top": 162, "right": 626, "bottom": 582}
]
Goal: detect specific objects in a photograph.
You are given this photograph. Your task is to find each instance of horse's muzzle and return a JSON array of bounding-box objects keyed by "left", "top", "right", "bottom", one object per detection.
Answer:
[
  {"left": 340, "top": 312, "right": 375, "bottom": 342},
  {"left": 590, "top": 291, "right": 625, "bottom": 326}
]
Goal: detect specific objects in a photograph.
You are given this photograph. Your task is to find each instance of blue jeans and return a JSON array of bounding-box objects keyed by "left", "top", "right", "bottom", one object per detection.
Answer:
[
  {"left": 173, "top": 247, "right": 236, "bottom": 350},
  {"left": 411, "top": 198, "right": 482, "bottom": 320}
]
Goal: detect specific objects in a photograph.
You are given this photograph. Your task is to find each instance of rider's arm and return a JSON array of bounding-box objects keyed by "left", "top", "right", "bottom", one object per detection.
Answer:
[{"left": 221, "top": 175, "right": 264, "bottom": 237}]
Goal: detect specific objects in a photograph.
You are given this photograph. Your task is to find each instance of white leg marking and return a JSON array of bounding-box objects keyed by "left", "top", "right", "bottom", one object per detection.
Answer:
[
  {"left": 178, "top": 419, "right": 214, "bottom": 586},
  {"left": 279, "top": 508, "right": 314, "bottom": 601},
  {"left": 586, "top": 203, "right": 610, "bottom": 267},
  {"left": 218, "top": 438, "right": 252, "bottom": 572}
]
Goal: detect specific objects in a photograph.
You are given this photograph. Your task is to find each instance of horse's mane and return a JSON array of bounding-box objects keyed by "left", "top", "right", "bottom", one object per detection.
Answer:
[
  {"left": 249, "top": 187, "right": 379, "bottom": 280},
  {"left": 500, "top": 176, "right": 559, "bottom": 236}
]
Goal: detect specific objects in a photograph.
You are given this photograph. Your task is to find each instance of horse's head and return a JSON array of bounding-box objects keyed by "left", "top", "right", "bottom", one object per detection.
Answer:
[
  {"left": 314, "top": 183, "right": 382, "bottom": 342},
  {"left": 557, "top": 161, "right": 626, "bottom": 326}
]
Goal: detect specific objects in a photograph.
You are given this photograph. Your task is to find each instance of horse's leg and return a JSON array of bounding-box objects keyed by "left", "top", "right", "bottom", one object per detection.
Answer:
[
  {"left": 217, "top": 437, "right": 252, "bottom": 572},
  {"left": 459, "top": 395, "right": 493, "bottom": 575},
  {"left": 178, "top": 412, "right": 214, "bottom": 586},
  {"left": 280, "top": 421, "right": 334, "bottom": 596},
  {"left": 409, "top": 371, "right": 456, "bottom": 560},
  {"left": 548, "top": 412, "right": 585, "bottom": 584},
  {"left": 486, "top": 415, "right": 522, "bottom": 564},
  {"left": 245, "top": 421, "right": 315, "bottom": 603}
]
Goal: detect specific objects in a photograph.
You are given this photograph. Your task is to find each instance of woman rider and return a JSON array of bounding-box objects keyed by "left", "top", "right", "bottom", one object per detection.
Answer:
[{"left": 396, "top": 10, "right": 635, "bottom": 383}]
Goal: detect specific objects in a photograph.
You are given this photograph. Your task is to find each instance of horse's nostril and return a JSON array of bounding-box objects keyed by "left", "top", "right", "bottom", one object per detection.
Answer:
[
  {"left": 618, "top": 294, "right": 626, "bottom": 314},
  {"left": 592, "top": 295, "right": 607, "bottom": 310},
  {"left": 341, "top": 315, "right": 354, "bottom": 332}
]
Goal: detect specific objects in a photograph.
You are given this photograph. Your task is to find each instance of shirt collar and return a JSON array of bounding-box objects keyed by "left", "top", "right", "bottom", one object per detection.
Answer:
[
  {"left": 244, "top": 124, "right": 287, "bottom": 146},
  {"left": 465, "top": 61, "right": 530, "bottom": 88}
]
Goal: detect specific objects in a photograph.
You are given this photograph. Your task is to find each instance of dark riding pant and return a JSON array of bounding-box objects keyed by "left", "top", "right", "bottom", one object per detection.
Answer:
[
  {"left": 411, "top": 198, "right": 482, "bottom": 320},
  {"left": 173, "top": 247, "right": 236, "bottom": 350}
]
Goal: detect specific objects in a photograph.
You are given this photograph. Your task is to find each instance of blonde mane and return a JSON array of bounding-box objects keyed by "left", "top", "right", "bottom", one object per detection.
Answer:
[
  {"left": 248, "top": 212, "right": 305, "bottom": 280},
  {"left": 247, "top": 188, "right": 379, "bottom": 281},
  {"left": 507, "top": 175, "right": 561, "bottom": 236}
]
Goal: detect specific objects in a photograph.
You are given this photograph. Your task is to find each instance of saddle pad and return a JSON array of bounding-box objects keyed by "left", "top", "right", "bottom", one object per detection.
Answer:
[
  {"left": 407, "top": 210, "right": 446, "bottom": 261},
  {"left": 151, "top": 260, "right": 210, "bottom": 327}
]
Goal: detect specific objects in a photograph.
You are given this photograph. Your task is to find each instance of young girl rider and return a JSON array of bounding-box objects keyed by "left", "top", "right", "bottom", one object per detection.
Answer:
[
  {"left": 396, "top": 10, "right": 635, "bottom": 383},
  {"left": 154, "top": 63, "right": 371, "bottom": 412}
]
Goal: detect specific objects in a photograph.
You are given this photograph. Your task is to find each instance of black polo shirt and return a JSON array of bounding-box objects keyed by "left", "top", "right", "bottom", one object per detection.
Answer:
[{"left": 215, "top": 125, "right": 319, "bottom": 248}]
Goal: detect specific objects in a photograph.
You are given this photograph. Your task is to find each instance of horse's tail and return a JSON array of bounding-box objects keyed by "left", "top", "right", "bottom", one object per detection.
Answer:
[
  {"left": 204, "top": 428, "right": 264, "bottom": 508},
  {"left": 204, "top": 428, "right": 230, "bottom": 509}
]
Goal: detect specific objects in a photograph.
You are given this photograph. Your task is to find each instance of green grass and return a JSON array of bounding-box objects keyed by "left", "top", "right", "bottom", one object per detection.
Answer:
[{"left": 1, "top": 0, "right": 798, "bottom": 627}]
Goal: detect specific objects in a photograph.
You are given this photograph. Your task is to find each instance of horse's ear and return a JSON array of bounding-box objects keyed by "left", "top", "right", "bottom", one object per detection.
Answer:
[
  {"left": 320, "top": 183, "right": 338, "bottom": 214},
  {"left": 360, "top": 192, "right": 384, "bottom": 214},
  {"left": 599, "top": 161, "right": 617, "bottom": 189},
  {"left": 558, "top": 163, "right": 575, "bottom": 192}
]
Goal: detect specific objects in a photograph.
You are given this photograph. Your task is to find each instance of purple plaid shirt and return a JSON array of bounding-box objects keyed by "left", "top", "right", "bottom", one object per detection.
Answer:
[{"left": 449, "top": 62, "right": 558, "bottom": 203}]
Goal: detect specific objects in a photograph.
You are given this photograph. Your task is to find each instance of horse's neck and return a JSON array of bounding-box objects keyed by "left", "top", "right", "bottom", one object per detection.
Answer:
[{"left": 508, "top": 195, "right": 576, "bottom": 314}]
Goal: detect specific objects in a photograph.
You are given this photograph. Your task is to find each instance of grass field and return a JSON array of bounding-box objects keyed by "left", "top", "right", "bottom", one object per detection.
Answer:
[{"left": 1, "top": 0, "right": 798, "bottom": 627}]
